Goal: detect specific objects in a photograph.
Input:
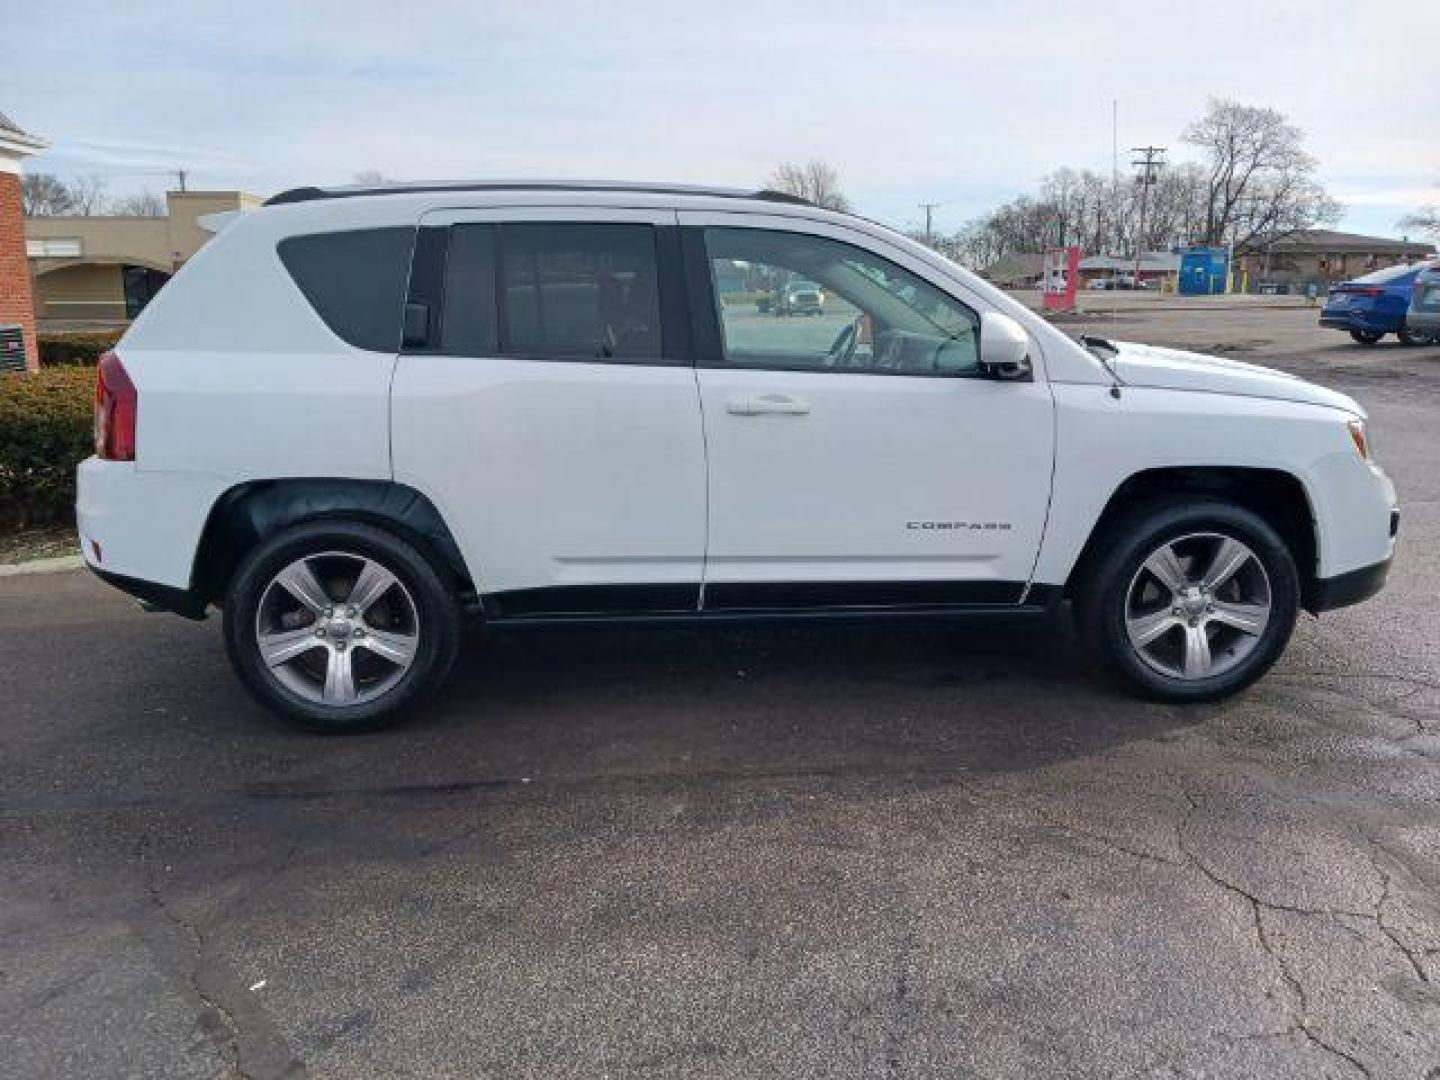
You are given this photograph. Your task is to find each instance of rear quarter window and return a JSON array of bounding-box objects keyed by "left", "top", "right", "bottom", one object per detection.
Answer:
[{"left": 277, "top": 227, "right": 415, "bottom": 352}]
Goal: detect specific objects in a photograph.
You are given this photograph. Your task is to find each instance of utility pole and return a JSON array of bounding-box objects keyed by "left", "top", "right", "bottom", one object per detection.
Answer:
[
  {"left": 918, "top": 203, "right": 940, "bottom": 246},
  {"left": 174, "top": 169, "right": 188, "bottom": 193},
  {"left": 1130, "top": 145, "right": 1165, "bottom": 286},
  {"left": 1111, "top": 101, "right": 1119, "bottom": 191}
]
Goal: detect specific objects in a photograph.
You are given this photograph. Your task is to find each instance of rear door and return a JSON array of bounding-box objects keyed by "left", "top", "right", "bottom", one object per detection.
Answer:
[
  {"left": 679, "top": 214, "right": 1055, "bottom": 611},
  {"left": 390, "top": 208, "right": 707, "bottom": 616}
]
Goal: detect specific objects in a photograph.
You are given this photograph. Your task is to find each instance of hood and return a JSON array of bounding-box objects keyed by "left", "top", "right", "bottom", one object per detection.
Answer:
[{"left": 1106, "top": 340, "right": 1363, "bottom": 416}]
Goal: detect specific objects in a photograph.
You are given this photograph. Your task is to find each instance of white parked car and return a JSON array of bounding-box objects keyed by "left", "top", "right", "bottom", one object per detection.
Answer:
[{"left": 79, "top": 181, "right": 1398, "bottom": 731}]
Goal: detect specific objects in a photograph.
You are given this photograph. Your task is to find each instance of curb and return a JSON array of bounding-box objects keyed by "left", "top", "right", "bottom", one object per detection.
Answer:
[{"left": 0, "top": 554, "right": 86, "bottom": 578}]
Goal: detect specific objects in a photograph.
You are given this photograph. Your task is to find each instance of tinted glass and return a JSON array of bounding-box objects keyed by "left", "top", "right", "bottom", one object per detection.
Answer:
[
  {"left": 278, "top": 227, "right": 414, "bottom": 352},
  {"left": 499, "top": 223, "right": 661, "bottom": 359},
  {"left": 442, "top": 224, "right": 499, "bottom": 354},
  {"left": 703, "top": 228, "right": 979, "bottom": 375}
]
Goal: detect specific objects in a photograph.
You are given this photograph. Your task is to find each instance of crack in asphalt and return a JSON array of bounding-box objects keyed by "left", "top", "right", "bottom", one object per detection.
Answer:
[
  {"left": 881, "top": 930, "right": 918, "bottom": 1078},
  {"left": 1169, "top": 788, "right": 1374, "bottom": 1078},
  {"left": 135, "top": 835, "right": 248, "bottom": 1080},
  {"left": 133, "top": 836, "right": 307, "bottom": 1080}
]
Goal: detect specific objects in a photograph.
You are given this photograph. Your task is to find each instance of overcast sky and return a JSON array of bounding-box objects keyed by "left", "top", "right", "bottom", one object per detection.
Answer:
[{"left": 9, "top": 0, "right": 1439, "bottom": 238}]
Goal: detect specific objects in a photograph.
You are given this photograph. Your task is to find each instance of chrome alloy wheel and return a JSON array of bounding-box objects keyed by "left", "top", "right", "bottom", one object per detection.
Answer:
[
  {"left": 1124, "top": 532, "right": 1272, "bottom": 680},
  {"left": 254, "top": 552, "right": 420, "bottom": 706}
]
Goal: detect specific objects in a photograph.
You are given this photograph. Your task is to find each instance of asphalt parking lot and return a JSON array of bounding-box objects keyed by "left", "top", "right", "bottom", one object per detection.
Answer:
[{"left": 3, "top": 301, "right": 1439, "bottom": 1079}]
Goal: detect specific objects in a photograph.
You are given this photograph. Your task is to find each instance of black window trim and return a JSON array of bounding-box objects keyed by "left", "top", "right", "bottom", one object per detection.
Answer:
[
  {"left": 405, "top": 220, "right": 691, "bottom": 367},
  {"left": 680, "top": 224, "right": 997, "bottom": 380},
  {"left": 401, "top": 224, "right": 452, "bottom": 354}
]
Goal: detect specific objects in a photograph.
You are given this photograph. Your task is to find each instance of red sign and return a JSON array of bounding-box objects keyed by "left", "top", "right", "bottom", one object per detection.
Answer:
[{"left": 1042, "top": 246, "right": 1081, "bottom": 312}]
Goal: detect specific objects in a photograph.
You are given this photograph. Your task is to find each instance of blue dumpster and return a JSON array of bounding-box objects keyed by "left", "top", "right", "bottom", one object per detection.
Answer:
[{"left": 1178, "top": 246, "right": 1229, "bottom": 296}]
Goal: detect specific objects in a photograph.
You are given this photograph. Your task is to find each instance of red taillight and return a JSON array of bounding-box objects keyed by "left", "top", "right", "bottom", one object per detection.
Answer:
[
  {"left": 94, "top": 351, "right": 137, "bottom": 461},
  {"left": 1342, "top": 286, "right": 1385, "bottom": 297}
]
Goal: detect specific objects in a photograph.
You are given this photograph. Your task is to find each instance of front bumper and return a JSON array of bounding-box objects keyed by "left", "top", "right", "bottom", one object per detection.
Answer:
[{"left": 1310, "top": 556, "right": 1391, "bottom": 613}]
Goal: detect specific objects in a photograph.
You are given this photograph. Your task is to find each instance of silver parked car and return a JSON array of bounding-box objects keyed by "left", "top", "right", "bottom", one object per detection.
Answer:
[{"left": 1408, "top": 262, "right": 1440, "bottom": 340}]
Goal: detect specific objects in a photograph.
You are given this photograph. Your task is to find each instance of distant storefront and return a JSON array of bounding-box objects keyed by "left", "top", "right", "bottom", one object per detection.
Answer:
[{"left": 27, "top": 189, "right": 261, "bottom": 328}]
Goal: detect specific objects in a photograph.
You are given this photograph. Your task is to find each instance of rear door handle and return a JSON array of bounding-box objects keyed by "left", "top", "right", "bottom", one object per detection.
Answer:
[{"left": 725, "top": 393, "right": 810, "bottom": 417}]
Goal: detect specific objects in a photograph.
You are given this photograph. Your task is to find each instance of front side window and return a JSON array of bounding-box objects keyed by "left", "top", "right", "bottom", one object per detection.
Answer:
[
  {"left": 703, "top": 228, "right": 979, "bottom": 375},
  {"left": 498, "top": 223, "right": 662, "bottom": 360}
]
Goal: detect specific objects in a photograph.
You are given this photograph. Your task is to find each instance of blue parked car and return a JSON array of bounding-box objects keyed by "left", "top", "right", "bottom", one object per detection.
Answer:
[{"left": 1320, "top": 260, "right": 1440, "bottom": 346}]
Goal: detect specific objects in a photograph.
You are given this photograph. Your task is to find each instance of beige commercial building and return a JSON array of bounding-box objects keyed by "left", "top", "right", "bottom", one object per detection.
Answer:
[{"left": 27, "top": 189, "right": 260, "bottom": 328}]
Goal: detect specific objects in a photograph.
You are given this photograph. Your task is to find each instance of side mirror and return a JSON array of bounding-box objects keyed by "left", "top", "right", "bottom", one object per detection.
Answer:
[{"left": 979, "top": 311, "right": 1033, "bottom": 379}]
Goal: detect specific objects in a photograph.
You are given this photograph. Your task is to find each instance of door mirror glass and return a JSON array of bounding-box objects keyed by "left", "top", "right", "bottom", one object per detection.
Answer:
[{"left": 979, "top": 311, "right": 1032, "bottom": 379}]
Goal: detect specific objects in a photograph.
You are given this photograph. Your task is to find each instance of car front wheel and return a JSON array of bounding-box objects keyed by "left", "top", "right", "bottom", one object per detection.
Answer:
[
  {"left": 223, "top": 520, "right": 462, "bottom": 732},
  {"left": 1074, "top": 500, "right": 1300, "bottom": 702},
  {"left": 1397, "top": 327, "right": 1438, "bottom": 347}
]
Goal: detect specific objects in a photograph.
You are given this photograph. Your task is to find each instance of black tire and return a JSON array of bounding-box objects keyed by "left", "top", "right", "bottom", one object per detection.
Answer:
[
  {"left": 1397, "top": 326, "right": 1437, "bottom": 347},
  {"left": 1349, "top": 329, "right": 1384, "bottom": 345},
  {"left": 1073, "top": 499, "right": 1300, "bottom": 702},
  {"left": 223, "top": 520, "right": 462, "bottom": 732}
]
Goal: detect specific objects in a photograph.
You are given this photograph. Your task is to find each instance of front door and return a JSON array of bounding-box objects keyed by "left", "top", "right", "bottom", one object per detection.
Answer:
[
  {"left": 391, "top": 208, "right": 707, "bottom": 616},
  {"left": 680, "top": 216, "right": 1055, "bottom": 611}
]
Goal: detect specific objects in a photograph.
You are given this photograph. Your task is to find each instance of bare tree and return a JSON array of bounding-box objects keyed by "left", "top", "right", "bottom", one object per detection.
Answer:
[
  {"left": 1183, "top": 99, "right": 1339, "bottom": 248},
  {"left": 1399, "top": 201, "right": 1440, "bottom": 240},
  {"left": 67, "top": 175, "right": 109, "bottom": 216},
  {"left": 110, "top": 190, "right": 167, "bottom": 217},
  {"left": 20, "top": 172, "right": 76, "bottom": 216},
  {"left": 353, "top": 170, "right": 393, "bottom": 185},
  {"left": 765, "top": 161, "right": 851, "bottom": 211}
]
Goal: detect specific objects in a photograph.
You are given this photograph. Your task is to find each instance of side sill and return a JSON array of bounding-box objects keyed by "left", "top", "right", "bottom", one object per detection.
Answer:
[
  {"left": 483, "top": 603, "right": 1057, "bottom": 631},
  {"left": 89, "top": 566, "right": 209, "bottom": 620}
]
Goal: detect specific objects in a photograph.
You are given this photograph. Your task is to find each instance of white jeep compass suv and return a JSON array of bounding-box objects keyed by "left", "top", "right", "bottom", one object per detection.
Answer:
[{"left": 78, "top": 181, "right": 1398, "bottom": 731}]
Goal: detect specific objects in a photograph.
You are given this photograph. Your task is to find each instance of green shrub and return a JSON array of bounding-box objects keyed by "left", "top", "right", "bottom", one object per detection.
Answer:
[
  {"left": 38, "top": 332, "right": 121, "bottom": 368},
  {"left": 0, "top": 367, "right": 94, "bottom": 527}
]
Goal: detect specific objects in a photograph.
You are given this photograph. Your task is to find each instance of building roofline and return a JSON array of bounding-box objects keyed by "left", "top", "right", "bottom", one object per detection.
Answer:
[{"left": 263, "top": 179, "right": 814, "bottom": 208}]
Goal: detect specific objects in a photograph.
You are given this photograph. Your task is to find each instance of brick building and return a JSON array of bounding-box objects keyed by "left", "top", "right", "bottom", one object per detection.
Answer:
[
  {"left": 0, "top": 111, "right": 47, "bottom": 372},
  {"left": 1235, "top": 229, "right": 1435, "bottom": 288}
]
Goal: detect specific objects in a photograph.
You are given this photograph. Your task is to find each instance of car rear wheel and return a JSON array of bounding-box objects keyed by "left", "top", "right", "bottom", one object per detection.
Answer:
[
  {"left": 223, "top": 520, "right": 462, "bottom": 732},
  {"left": 1349, "top": 329, "right": 1384, "bottom": 345},
  {"left": 1397, "top": 327, "right": 1438, "bottom": 347},
  {"left": 1074, "top": 499, "right": 1300, "bottom": 702}
]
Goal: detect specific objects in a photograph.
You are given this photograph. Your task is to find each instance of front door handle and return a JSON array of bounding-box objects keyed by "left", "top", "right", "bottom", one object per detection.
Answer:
[{"left": 725, "top": 393, "right": 810, "bottom": 417}]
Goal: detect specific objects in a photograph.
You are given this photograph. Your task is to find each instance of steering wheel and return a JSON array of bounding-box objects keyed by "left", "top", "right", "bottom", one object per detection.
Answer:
[{"left": 824, "top": 316, "right": 863, "bottom": 368}]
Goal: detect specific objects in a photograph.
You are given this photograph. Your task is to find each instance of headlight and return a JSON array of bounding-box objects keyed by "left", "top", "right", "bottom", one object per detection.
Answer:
[{"left": 1346, "top": 418, "right": 1371, "bottom": 460}]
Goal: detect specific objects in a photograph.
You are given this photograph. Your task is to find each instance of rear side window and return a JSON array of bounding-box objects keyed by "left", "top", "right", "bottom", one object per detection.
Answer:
[
  {"left": 497, "top": 223, "right": 661, "bottom": 360},
  {"left": 278, "top": 227, "right": 415, "bottom": 352}
]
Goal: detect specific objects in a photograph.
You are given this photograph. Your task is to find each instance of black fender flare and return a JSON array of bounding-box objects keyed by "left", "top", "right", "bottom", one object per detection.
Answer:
[{"left": 192, "top": 479, "right": 474, "bottom": 608}]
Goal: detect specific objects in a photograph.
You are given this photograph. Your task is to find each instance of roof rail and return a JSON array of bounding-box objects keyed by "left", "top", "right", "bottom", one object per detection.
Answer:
[{"left": 263, "top": 180, "right": 816, "bottom": 208}]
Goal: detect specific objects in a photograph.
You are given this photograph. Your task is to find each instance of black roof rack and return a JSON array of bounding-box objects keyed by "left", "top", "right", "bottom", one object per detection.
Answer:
[{"left": 263, "top": 180, "right": 816, "bottom": 208}]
